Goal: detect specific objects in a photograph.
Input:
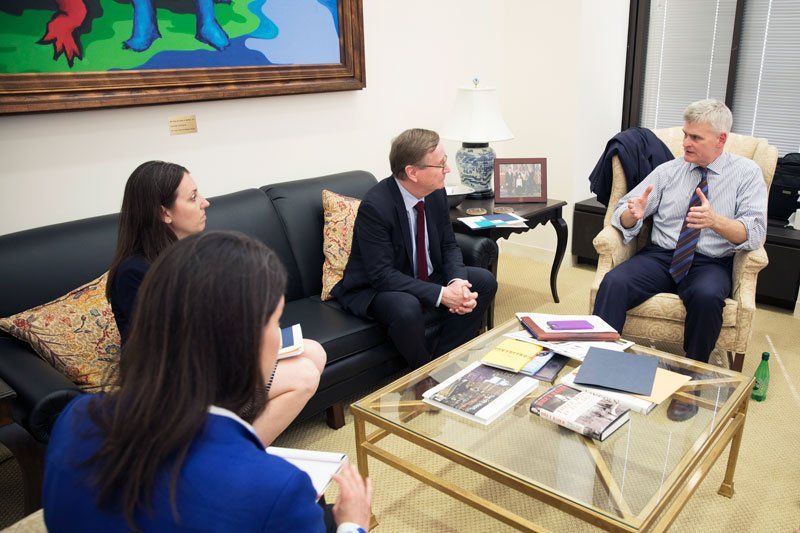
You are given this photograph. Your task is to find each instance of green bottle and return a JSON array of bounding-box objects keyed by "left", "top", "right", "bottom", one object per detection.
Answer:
[{"left": 751, "top": 352, "right": 770, "bottom": 402}]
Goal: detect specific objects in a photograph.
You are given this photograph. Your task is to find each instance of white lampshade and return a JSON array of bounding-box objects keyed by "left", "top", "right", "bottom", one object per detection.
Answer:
[{"left": 441, "top": 86, "right": 514, "bottom": 143}]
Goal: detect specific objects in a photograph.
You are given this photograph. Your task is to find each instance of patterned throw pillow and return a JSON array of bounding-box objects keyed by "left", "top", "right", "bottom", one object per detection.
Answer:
[
  {"left": 321, "top": 189, "right": 361, "bottom": 301},
  {"left": 0, "top": 273, "right": 121, "bottom": 391}
]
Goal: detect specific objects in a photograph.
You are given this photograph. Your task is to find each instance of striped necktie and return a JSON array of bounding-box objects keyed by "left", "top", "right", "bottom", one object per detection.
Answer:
[{"left": 669, "top": 167, "right": 709, "bottom": 284}]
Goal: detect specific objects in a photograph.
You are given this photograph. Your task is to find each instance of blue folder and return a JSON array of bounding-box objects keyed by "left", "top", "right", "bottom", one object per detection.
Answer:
[{"left": 574, "top": 347, "right": 658, "bottom": 396}]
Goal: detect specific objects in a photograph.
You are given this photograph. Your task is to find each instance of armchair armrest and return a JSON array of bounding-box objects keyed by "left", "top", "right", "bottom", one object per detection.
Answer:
[
  {"left": 0, "top": 335, "right": 81, "bottom": 443},
  {"left": 732, "top": 245, "right": 769, "bottom": 303},
  {"left": 593, "top": 225, "right": 637, "bottom": 267},
  {"left": 455, "top": 233, "right": 499, "bottom": 270}
]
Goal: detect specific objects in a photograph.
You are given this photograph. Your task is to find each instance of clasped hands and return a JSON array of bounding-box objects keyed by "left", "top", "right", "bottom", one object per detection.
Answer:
[
  {"left": 441, "top": 279, "right": 478, "bottom": 315},
  {"left": 627, "top": 184, "right": 717, "bottom": 229}
]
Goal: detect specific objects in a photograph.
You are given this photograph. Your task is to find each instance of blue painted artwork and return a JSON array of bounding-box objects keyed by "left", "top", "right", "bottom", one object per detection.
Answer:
[{"left": 0, "top": 0, "right": 343, "bottom": 72}]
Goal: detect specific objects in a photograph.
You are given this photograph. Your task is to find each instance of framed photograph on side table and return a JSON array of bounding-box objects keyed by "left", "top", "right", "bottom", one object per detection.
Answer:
[{"left": 494, "top": 158, "right": 547, "bottom": 203}]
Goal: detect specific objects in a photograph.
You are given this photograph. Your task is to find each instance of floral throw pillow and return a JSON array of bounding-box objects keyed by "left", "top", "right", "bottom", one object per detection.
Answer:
[
  {"left": 0, "top": 273, "right": 121, "bottom": 391},
  {"left": 321, "top": 189, "right": 361, "bottom": 301}
]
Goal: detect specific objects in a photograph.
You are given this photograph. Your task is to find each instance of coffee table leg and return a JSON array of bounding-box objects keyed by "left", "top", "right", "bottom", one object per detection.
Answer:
[
  {"left": 353, "top": 414, "right": 378, "bottom": 528},
  {"left": 550, "top": 216, "right": 568, "bottom": 303},
  {"left": 718, "top": 400, "right": 748, "bottom": 498},
  {"left": 354, "top": 413, "right": 369, "bottom": 479}
]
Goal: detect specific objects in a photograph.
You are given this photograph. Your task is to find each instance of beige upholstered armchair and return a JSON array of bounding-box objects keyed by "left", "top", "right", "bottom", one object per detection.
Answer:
[{"left": 589, "top": 126, "right": 778, "bottom": 371}]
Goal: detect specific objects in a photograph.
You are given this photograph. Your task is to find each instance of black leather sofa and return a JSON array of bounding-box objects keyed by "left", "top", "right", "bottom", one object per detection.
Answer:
[{"left": 0, "top": 171, "right": 498, "bottom": 444}]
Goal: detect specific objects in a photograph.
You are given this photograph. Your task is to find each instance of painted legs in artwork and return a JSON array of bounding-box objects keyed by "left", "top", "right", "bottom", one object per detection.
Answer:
[{"left": 40, "top": 0, "right": 88, "bottom": 66}]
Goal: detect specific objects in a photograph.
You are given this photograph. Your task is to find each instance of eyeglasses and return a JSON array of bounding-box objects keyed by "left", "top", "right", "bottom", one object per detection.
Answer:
[{"left": 416, "top": 157, "right": 449, "bottom": 171}]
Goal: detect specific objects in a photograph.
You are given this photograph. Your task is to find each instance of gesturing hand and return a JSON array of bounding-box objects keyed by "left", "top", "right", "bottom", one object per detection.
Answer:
[
  {"left": 332, "top": 463, "right": 373, "bottom": 530},
  {"left": 626, "top": 184, "right": 653, "bottom": 221},
  {"left": 686, "top": 187, "right": 717, "bottom": 229}
]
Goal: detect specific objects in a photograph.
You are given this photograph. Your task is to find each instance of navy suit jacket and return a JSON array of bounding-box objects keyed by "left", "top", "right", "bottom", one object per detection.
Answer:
[
  {"left": 43, "top": 395, "right": 326, "bottom": 532},
  {"left": 332, "top": 177, "right": 467, "bottom": 317},
  {"left": 588, "top": 127, "right": 674, "bottom": 206}
]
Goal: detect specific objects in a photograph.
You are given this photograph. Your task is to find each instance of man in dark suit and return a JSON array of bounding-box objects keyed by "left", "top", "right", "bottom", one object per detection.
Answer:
[{"left": 333, "top": 128, "right": 497, "bottom": 368}]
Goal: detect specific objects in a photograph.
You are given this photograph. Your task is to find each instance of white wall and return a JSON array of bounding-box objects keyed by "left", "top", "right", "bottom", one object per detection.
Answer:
[{"left": 0, "top": 1, "right": 629, "bottom": 249}]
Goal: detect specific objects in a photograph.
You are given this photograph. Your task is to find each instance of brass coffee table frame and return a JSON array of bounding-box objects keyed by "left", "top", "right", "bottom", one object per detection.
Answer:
[{"left": 351, "top": 319, "right": 752, "bottom": 532}]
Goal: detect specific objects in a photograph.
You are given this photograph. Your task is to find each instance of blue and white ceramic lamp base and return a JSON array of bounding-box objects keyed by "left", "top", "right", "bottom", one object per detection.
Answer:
[{"left": 455, "top": 143, "right": 496, "bottom": 199}]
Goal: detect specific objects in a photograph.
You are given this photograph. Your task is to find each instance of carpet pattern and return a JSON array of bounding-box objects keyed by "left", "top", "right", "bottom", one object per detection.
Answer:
[{"left": 3, "top": 254, "right": 799, "bottom": 531}]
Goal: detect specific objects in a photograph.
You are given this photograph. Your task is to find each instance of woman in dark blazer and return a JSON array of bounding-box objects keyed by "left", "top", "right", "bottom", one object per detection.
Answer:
[
  {"left": 107, "top": 161, "right": 326, "bottom": 445},
  {"left": 45, "top": 232, "right": 371, "bottom": 532}
]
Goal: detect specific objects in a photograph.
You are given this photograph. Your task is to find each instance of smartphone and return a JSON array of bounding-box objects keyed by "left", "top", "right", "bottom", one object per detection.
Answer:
[{"left": 546, "top": 319, "right": 594, "bottom": 330}]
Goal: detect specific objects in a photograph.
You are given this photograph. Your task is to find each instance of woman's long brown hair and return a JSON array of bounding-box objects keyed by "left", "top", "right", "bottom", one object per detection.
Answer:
[
  {"left": 88, "top": 231, "right": 287, "bottom": 528},
  {"left": 106, "top": 161, "right": 188, "bottom": 300}
]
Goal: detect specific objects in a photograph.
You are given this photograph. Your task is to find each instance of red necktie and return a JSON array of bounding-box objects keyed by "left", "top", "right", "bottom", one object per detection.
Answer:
[{"left": 414, "top": 201, "right": 428, "bottom": 281}]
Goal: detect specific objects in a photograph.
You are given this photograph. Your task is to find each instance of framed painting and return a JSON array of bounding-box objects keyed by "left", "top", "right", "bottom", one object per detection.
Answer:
[
  {"left": 494, "top": 157, "right": 547, "bottom": 203},
  {"left": 0, "top": 0, "right": 365, "bottom": 114}
]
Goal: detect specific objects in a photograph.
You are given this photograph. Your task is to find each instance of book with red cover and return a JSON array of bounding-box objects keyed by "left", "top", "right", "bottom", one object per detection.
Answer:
[{"left": 520, "top": 316, "right": 620, "bottom": 342}]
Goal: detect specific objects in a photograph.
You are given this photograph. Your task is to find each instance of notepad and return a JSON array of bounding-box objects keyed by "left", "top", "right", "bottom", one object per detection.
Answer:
[
  {"left": 278, "top": 324, "right": 304, "bottom": 359},
  {"left": 574, "top": 347, "right": 658, "bottom": 396},
  {"left": 267, "top": 446, "right": 346, "bottom": 499}
]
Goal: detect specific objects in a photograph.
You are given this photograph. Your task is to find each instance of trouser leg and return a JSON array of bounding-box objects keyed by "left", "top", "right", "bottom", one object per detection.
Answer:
[
  {"left": 369, "top": 291, "right": 430, "bottom": 368},
  {"left": 592, "top": 245, "right": 675, "bottom": 331},
  {"left": 677, "top": 254, "right": 732, "bottom": 363},
  {"left": 434, "top": 266, "right": 497, "bottom": 356}
]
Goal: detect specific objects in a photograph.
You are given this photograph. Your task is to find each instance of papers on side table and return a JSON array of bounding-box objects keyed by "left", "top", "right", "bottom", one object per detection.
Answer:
[{"left": 457, "top": 213, "right": 528, "bottom": 229}]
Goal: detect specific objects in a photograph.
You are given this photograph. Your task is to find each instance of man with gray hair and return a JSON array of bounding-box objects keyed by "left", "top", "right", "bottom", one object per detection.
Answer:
[{"left": 593, "top": 99, "right": 767, "bottom": 420}]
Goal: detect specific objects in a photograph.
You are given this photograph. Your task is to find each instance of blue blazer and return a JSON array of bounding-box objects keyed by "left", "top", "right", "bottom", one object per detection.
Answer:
[{"left": 43, "top": 395, "right": 325, "bottom": 532}]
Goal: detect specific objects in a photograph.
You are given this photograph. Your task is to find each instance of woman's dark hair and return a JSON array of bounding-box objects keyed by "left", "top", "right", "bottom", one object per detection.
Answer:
[
  {"left": 106, "top": 161, "right": 188, "bottom": 300},
  {"left": 88, "top": 231, "right": 287, "bottom": 528}
]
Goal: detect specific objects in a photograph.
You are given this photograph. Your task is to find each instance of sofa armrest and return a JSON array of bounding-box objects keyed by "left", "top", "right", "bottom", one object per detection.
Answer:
[
  {"left": 455, "top": 233, "right": 499, "bottom": 270},
  {"left": 0, "top": 335, "right": 81, "bottom": 443}
]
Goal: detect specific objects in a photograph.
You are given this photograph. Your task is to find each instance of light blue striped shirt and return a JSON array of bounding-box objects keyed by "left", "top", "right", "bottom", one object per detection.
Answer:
[{"left": 611, "top": 151, "right": 767, "bottom": 257}]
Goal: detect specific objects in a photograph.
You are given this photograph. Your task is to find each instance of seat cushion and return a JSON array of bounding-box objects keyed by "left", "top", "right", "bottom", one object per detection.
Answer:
[
  {"left": 627, "top": 293, "right": 738, "bottom": 327},
  {"left": 280, "top": 297, "right": 386, "bottom": 365},
  {"left": 0, "top": 273, "right": 120, "bottom": 391},
  {"left": 321, "top": 190, "right": 361, "bottom": 301}
]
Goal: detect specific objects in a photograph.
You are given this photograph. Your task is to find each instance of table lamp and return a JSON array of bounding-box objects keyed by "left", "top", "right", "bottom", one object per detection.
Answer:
[{"left": 441, "top": 79, "right": 514, "bottom": 199}]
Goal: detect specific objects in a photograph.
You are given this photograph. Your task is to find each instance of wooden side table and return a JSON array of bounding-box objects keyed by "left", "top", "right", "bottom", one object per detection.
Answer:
[{"left": 450, "top": 198, "right": 569, "bottom": 308}]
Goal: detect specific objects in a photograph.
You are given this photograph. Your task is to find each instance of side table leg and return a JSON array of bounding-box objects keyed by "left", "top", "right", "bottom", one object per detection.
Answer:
[{"left": 550, "top": 217, "right": 568, "bottom": 303}]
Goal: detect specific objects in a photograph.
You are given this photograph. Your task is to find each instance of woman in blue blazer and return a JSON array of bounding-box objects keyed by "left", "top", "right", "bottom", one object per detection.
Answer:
[{"left": 43, "top": 231, "right": 371, "bottom": 532}]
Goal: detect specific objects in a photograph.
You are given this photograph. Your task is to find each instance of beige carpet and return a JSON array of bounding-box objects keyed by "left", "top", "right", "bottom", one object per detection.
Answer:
[{"left": 4, "top": 254, "right": 800, "bottom": 532}]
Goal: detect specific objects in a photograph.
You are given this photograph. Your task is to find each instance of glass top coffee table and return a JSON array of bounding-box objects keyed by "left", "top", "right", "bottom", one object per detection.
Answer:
[{"left": 351, "top": 319, "right": 753, "bottom": 532}]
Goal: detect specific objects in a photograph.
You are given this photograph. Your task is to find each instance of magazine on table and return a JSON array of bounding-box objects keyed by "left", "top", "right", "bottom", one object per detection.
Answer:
[
  {"left": 504, "top": 330, "right": 634, "bottom": 362},
  {"left": 267, "top": 446, "right": 346, "bottom": 499},
  {"left": 422, "top": 361, "right": 538, "bottom": 425},
  {"left": 457, "top": 213, "right": 528, "bottom": 230},
  {"left": 278, "top": 324, "right": 304, "bottom": 359},
  {"left": 530, "top": 384, "right": 630, "bottom": 441}
]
